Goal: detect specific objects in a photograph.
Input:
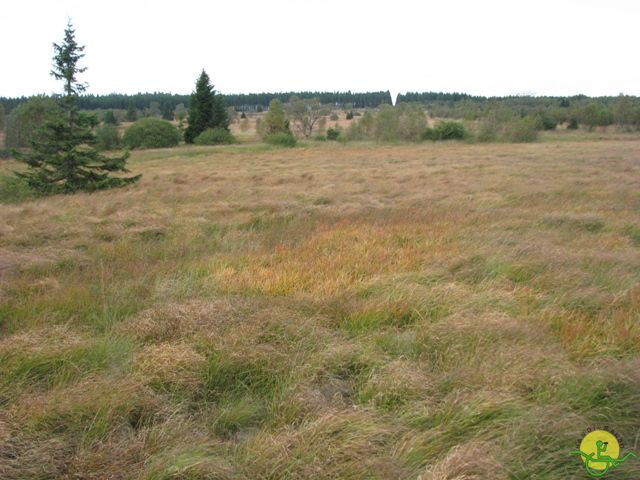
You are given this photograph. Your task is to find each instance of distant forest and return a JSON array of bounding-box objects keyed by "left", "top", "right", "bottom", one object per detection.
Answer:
[
  {"left": 0, "top": 91, "right": 393, "bottom": 114},
  {"left": 3, "top": 90, "right": 639, "bottom": 128}
]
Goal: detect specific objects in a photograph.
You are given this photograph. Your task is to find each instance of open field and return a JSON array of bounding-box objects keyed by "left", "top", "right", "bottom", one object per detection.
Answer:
[{"left": 2, "top": 138, "right": 640, "bottom": 478}]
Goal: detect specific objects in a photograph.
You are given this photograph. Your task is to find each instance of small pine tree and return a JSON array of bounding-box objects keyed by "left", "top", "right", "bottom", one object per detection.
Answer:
[
  {"left": 126, "top": 103, "right": 137, "bottom": 122},
  {"left": 184, "top": 69, "right": 229, "bottom": 143},
  {"left": 103, "top": 109, "right": 118, "bottom": 125},
  {"left": 13, "top": 21, "right": 139, "bottom": 195}
]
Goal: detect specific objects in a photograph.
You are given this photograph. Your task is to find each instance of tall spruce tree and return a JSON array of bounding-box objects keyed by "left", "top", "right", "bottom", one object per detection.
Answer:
[
  {"left": 184, "top": 69, "right": 229, "bottom": 143},
  {"left": 14, "top": 21, "right": 139, "bottom": 194}
]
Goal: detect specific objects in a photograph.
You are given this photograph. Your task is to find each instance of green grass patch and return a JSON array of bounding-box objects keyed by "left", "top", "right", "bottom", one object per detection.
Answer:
[
  {"left": 0, "top": 172, "right": 33, "bottom": 203},
  {"left": 451, "top": 255, "right": 544, "bottom": 285},
  {"left": 200, "top": 352, "right": 286, "bottom": 401},
  {"left": 1, "top": 278, "right": 151, "bottom": 334},
  {"left": 623, "top": 224, "right": 640, "bottom": 247},
  {"left": 532, "top": 373, "right": 639, "bottom": 415},
  {"left": 375, "top": 330, "right": 424, "bottom": 359},
  {"left": 341, "top": 299, "right": 448, "bottom": 336},
  {"left": 486, "top": 260, "right": 545, "bottom": 283},
  {"left": 212, "top": 395, "right": 267, "bottom": 436},
  {"left": 0, "top": 336, "right": 132, "bottom": 402},
  {"left": 402, "top": 401, "right": 520, "bottom": 466},
  {"left": 237, "top": 213, "right": 296, "bottom": 232},
  {"left": 142, "top": 445, "right": 234, "bottom": 480},
  {"left": 542, "top": 215, "right": 606, "bottom": 233}
]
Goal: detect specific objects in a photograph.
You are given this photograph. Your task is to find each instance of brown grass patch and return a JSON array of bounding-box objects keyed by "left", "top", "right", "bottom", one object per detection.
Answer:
[
  {"left": 133, "top": 342, "right": 206, "bottom": 388},
  {"left": 418, "top": 441, "right": 507, "bottom": 480}
]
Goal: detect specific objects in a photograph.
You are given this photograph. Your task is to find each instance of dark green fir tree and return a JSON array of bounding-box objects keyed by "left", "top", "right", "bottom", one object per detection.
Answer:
[
  {"left": 14, "top": 21, "right": 140, "bottom": 194},
  {"left": 103, "top": 109, "right": 118, "bottom": 125},
  {"left": 184, "top": 69, "right": 229, "bottom": 143},
  {"left": 126, "top": 103, "right": 138, "bottom": 122}
]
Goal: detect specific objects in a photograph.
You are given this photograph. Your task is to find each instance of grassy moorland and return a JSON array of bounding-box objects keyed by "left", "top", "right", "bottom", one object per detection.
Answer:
[{"left": 1, "top": 136, "right": 640, "bottom": 479}]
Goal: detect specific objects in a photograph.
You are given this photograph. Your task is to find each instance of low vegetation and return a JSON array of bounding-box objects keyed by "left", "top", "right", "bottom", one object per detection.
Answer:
[
  {"left": 423, "top": 120, "right": 467, "bottom": 141},
  {"left": 264, "top": 131, "right": 297, "bottom": 147},
  {"left": 123, "top": 118, "right": 181, "bottom": 149},
  {"left": 194, "top": 128, "right": 235, "bottom": 145},
  {"left": 2, "top": 138, "right": 640, "bottom": 478}
]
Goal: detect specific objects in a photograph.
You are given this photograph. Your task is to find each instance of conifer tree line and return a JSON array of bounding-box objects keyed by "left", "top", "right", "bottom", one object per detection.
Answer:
[{"left": 0, "top": 91, "right": 394, "bottom": 116}]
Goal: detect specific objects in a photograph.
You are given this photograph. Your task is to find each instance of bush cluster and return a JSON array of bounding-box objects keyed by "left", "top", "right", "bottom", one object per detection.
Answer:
[
  {"left": 503, "top": 117, "right": 539, "bottom": 143},
  {"left": 194, "top": 128, "right": 236, "bottom": 145},
  {"left": 264, "top": 132, "right": 297, "bottom": 147},
  {"left": 326, "top": 127, "right": 341, "bottom": 141},
  {"left": 423, "top": 121, "right": 467, "bottom": 140},
  {"left": 345, "top": 104, "right": 426, "bottom": 142},
  {"left": 4, "top": 97, "right": 60, "bottom": 149},
  {"left": 340, "top": 106, "right": 547, "bottom": 144},
  {"left": 122, "top": 118, "right": 181, "bottom": 149}
]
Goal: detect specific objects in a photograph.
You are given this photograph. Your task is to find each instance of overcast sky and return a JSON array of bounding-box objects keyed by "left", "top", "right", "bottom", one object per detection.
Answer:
[{"left": 2, "top": 0, "right": 638, "bottom": 99}]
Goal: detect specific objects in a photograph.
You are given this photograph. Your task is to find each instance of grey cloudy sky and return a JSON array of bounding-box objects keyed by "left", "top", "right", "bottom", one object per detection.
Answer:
[{"left": 2, "top": 0, "right": 638, "bottom": 99}]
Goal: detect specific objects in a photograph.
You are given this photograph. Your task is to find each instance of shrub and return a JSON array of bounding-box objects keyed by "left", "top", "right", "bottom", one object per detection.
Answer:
[
  {"left": 579, "top": 103, "right": 613, "bottom": 129},
  {"left": 264, "top": 132, "right": 297, "bottom": 147},
  {"left": 345, "top": 111, "right": 375, "bottom": 141},
  {"left": 259, "top": 99, "right": 291, "bottom": 139},
  {"left": 329, "top": 113, "right": 339, "bottom": 121},
  {"left": 422, "top": 128, "right": 437, "bottom": 140},
  {"left": 5, "top": 97, "right": 60, "bottom": 149},
  {"left": 374, "top": 105, "right": 400, "bottom": 142},
  {"left": 0, "top": 173, "right": 33, "bottom": 203},
  {"left": 95, "top": 124, "right": 121, "bottom": 150},
  {"left": 103, "top": 110, "right": 118, "bottom": 125},
  {"left": 423, "top": 121, "right": 467, "bottom": 141},
  {"left": 437, "top": 121, "right": 466, "bottom": 140},
  {"left": 326, "top": 127, "right": 341, "bottom": 140},
  {"left": 194, "top": 128, "right": 235, "bottom": 145},
  {"left": 476, "top": 119, "right": 499, "bottom": 143},
  {"left": 397, "top": 104, "right": 427, "bottom": 141},
  {"left": 503, "top": 117, "right": 538, "bottom": 143},
  {"left": 122, "top": 118, "right": 180, "bottom": 149},
  {"left": 539, "top": 113, "right": 557, "bottom": 130},
  {"left": 567, "top": 117, "right": 579, "bottom": 130},
  {"left": 346, "top": 111, "right": 354, "bottom": 120}
]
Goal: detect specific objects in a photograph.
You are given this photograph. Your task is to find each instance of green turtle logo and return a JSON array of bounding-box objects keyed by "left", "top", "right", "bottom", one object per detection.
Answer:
[{"left": 570, "top": 429, "right": 637, "bottom": 477}]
